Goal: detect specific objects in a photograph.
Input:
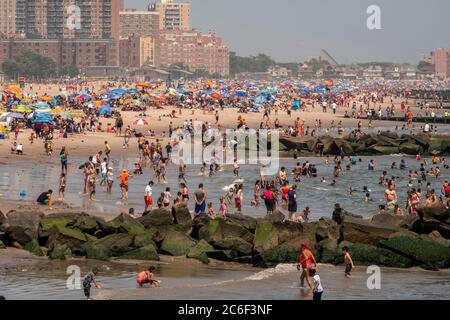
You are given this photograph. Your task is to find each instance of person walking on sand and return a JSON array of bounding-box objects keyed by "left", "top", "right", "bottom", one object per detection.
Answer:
[
  {"left": 298, "top": 242, "right": 316, "bottom": 290},
  {"left": 342, "top": 246, "right": 355, "bottom": 277},
  {"left": 123, "top": 126, "right": 132, "bottom": 149},
  {"left": 118, "top": 169, "right": 133, "bottom": 200}
]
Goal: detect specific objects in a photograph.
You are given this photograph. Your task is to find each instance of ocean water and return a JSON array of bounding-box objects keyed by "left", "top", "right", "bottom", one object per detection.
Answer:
[
  {"left": 1, "top": 258, "right": 449, "bottom": 300},
  {"left": 0, "top": 155, "right": 447, "bottom": 219}
]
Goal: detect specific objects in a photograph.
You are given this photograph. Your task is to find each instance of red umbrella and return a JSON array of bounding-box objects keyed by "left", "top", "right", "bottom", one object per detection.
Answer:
[{"left": 133, "top": 119, "right": 149, "bottom": 126}]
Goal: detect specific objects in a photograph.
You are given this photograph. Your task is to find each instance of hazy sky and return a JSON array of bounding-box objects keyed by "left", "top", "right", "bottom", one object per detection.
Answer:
[{"left": 125, "top": 0, "right": 450, "bottom": 64}]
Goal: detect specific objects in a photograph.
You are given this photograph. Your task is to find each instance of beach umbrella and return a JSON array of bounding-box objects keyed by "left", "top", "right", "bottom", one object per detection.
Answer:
[
  {"left": 35, "top": 101, "right": 50, "bottom": 108},
  {"left": 136, "top": 82, "right": 151, "bottom": 88},
  {"left": 39, "top": 95, "right": 53, "bottom": 102},
  {"left": 1, "top": 112, "right": 25, "bottom": 119},
  {"left": 92, "top": 100, "right": 104, "bottom": 107},
  {"left": 210, "top": 93, "right": 222, "bottom": 100},
  {"left": 50, "top": 108, "right": 63, "bottom": 114},
  {"left": 60, "top": 110, "right": 86, "bottom": 118},
  {"left": 11, "top": 105, "right": 33, "bottom": 113},
  {"left": 133, "top": 119, "right": 149, "bottom": 126},
  {"left": 7, "top": 86, "right": 23, "bottom": 94},
  {"left": 35, "top": 107, "right": 52, "bottom": 113}
]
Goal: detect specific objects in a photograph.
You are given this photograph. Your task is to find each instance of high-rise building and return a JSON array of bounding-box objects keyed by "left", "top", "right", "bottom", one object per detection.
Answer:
[
  {"left": 14, "top": 0, "right": 122, "bottom": 40},
  {"left": 119, "top": 9, "right": 160, "bottom": 38},
  {"left": 0, "top": 0, "right": 17, "bottom": 38},
  {"left": 151, "top": 0, "right": 190, "bottom": 31},
  {"left": 156, "top": 30, "right": 229, "bottom": 76},
  {"left": 0, "top": 38, "right": 118, "bottom": 72},
  {"left": 435, "top": 48, "right": 450, "bottom": 79},
  {"left": 120, "top": 36, "right": 156, "bottom": 68}
]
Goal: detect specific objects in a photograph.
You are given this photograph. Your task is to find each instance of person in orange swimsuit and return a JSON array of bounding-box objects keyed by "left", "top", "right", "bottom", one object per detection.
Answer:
[{"left": 298, "top": 242, "right": 317, "bottom": 289}]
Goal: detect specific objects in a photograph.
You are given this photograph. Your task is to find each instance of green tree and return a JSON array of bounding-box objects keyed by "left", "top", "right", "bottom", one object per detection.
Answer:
[
  {"left": 62, "top": 64, "right": 79, "bottom": 77},
  {"left": 2, "top": 51, "right": 56, "bottom": 80},
  {"left": 230, "top": 52, "right": 276, "bottom": 76},
  {"left": 2, "top": 59, "right": 24, "bottom": 79}
]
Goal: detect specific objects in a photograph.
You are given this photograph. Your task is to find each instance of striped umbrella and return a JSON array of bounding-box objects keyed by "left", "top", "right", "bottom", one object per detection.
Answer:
[{"left": 133, "top": 118, "right": 149, "bottom": 126}]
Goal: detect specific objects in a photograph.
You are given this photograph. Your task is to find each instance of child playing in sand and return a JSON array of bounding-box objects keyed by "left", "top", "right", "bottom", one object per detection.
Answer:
[
  {"left": 342, "top": 246, "right": 355, "bottom": 277},
  {"left": 136, "top": 266, "right": 159, "bottom": 288},
  {"left": 83, "top": 268, "right": 101, "bottom": 300}
]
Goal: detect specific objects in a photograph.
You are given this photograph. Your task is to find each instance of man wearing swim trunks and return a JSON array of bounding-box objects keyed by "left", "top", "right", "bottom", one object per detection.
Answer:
[{"left": 144, "top": 181, "right": 154, "bottom": 212}]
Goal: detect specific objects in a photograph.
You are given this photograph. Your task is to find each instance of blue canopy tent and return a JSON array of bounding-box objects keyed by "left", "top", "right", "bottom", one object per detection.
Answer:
[
  {"left": 98, "top": 103, "right": 111, "bottom": 116},
  {"left": 291, "top": 100, "right": 302, "bottom": 111}
]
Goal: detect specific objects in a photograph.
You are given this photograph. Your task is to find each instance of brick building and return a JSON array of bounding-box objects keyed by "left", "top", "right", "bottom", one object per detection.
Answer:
[
  {"left": 156, "top": 30, "right": 229, "bottom": 76},
  {"left": 435, "top": 48, "right": 450, "bottom": 79},
  {"left": 0, "top": 38, "right": 118, "bottom": 74}
]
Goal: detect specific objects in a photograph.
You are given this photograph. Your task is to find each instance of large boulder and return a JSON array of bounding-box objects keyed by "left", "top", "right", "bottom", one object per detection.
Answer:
[
  {"left": 48, "top": 244, "right": 72, "bottom": 260},
  {"left": 172, "top": 203, "right": 192, "bottom": 225},
  {"left": 417, "top": 204, "right": 450, "bottom": 223},
  {"left": 371, "top": 214, "right": 420, "bottom": 230},
  {"left": 415, "top": 205, "right": 450, "bottom": 238},
  {"left": 206, "top": 249, "right": 240, "bottom": 262},
  {"left": 4, "top": 211, "right": 44, "bottom": 246},
  {"left": 138, "top": 209, "right": 173, "bottom": 228},
  {"left": 68, "top": 213, "right": 115, "bottom": 237},
  {"left": 376, "top": 135, "right": 401, "bottom": 147},
  {"left": 214, "top": 237, "right": 253, "bottom": 255},
  {"left": 133, "top": 229, "right": 158, "bottom": 249},
  {"left": 83, "top": 243, "right": 110, "bottom": 261},
  {"left": 428, "top": 136, "right": 450, "bottom": 154},
  {"left": 258, "top": 210, "right": 285, "bottom": 223},
  {"left": 315, "top": 218, "right": 340, "bottom": 242},
  {"left": 110, "top": 213, "right": 145, "bottom": 235},
  {"left": 342, "top": 217, "right": 401, "bottom": 246},
  {"left": 225, "top": 214, "right": 258, "bottom": 232},
  {"left": 39, "top": 212, "right": 80, "bottom": 240},
  {"left": 253, "top": 220, "right": 316, "bottom": 253},
  {"left": 426, "top": 231, "right": 450, "bottom": 248},
  {"left": 368, "top": 145, "right": 399, "bottom": 155},
  {"left": 410, "top": 133, "right": 430, "bottom": 147},
  {"left": 159, "top": 230, "right": 196, "bottom": 256},
  {"left": 379, "top": 131, "right": 399, "bottom": 140},
  {"left": 120, "top": 245, "right": 160, "bottom": 261},
  {"left": 0, "top": 210, "right": 6, "bottom": 226},
  {"left": 316, "top": 238, "right": 340, "bottom": 264},
  {"left": 90, "top": 233, "right": 135, "bottom": 257},
  {"left": 379, "top": 236, "right": 450, "bottom": 270},
  {"left": 399, "top": 142, "right": 421, "bottom": 155},
  {"left": 336, "top": 241, "right": 414, "bottom": 268},
  {"left": 24, "top": 239, "right": 44, "bottom": 257},
  {"left": 187, "top": 239, "right": 214, "bottom": 264},
  {"left": 198, "top": 218, "right": 254, "bottom": 244}
]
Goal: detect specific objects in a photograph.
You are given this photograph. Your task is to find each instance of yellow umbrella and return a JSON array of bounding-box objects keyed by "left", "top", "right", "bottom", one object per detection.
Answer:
[
  {"left": 39, "top": 96, "right": 53, "bottom": 102},
  {"left": 92, "top": 101, "right": 104, "bottom": 107},
  {"left": 7, "top": 86, "right": 23, "bottom": 94},
  {"left": 50, "top": 108, "right": 63, "bottom": 114},
  {"left": 11, "top": 105, "right": 33, "bottom": 113}
]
